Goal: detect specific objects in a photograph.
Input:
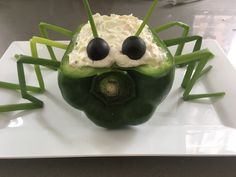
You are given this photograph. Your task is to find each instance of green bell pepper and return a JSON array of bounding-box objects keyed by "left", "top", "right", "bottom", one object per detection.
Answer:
[
  {"left": 58, "top": 27, "right": 175, "bottom": 129},
  {"left": 0, "top": 0, "right": 225, "bottom": 127}
]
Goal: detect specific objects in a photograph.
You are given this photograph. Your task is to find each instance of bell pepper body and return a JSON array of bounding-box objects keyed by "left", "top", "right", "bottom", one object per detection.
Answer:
[{"left": 58, "top": 26, "right": 175, "bottom": 128}]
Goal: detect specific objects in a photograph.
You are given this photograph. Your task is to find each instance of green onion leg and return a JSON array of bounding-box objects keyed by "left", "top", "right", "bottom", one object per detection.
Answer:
[
  {"left": 0, "top": 35, "right": 65, "bottom": 112},
  {"left": 0, "top": 55, "right": 60, "bottom": 112},
  {"left": 39, "top": 22, "right": 73, "bottom": 62},
  {"left": 30, "top": 36, "right": 68, "bottom": 50},
  {"left": 154, "top": 21, "right": 190, "bottom": 57},
  {"left": 174, "top": 49, "right": 225, "bottom": 100},
  {"left": 30, "top": 36, "right": 67, "bottom": 91},
  {"left": 0, "top": 36, "right": 65, "bottom": 94},
  {"left": 0, "top": 81, "right": 41, "bottom": 93},
  {"left": 164, "top": 35, "right": 203, "bottom": 88},
  {"left": 174, "top": 49, "right": 213, "bottom": 65},
  {"left": 0, "top": 103, "right": 42, "bottom": 112},
  {"left": 197, "top": 65, "right": 213, "bottom": 80},
  {"left": 181, "top": 36, "right": 202, "bottom": 88},
  {"left": 183, "top": 61, "right": 225, "bottom": 101}
]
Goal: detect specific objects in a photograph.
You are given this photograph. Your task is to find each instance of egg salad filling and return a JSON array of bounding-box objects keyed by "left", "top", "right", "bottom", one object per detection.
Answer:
[{"left": 69, "top": 13, "right": 167, "bottom": 68}]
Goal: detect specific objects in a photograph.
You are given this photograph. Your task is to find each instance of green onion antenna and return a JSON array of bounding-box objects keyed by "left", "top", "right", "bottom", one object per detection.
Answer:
[
  {"left": 135, "top": 0, "right": 159, "bottom": 36},
  {"left": 83, "top": 0, "right": 110, "bottom": 61},
  {"left": 83, "top": 0, "right": 99, "bottom": 38}
]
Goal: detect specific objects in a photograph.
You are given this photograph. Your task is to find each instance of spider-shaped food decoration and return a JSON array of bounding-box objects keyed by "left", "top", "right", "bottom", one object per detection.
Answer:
[{"left": 0, "top": 0, "right": 224, "bottom": 128}]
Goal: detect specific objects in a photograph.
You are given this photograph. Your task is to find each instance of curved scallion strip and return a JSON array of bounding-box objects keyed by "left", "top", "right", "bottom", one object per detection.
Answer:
[
  {"left": 135, "top": 0, "right": 159, "bottom": 36},
  {"left": 83, "top": 0, "right": 99, "bottom": 38}
]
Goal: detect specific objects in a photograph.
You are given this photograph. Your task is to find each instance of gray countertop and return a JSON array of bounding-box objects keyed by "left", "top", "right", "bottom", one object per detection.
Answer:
[{"left": 1, "top": 0, "right": 236, "bottom": 176}]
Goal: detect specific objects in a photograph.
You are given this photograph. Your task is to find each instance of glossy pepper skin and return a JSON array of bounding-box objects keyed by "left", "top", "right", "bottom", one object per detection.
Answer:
[{"left": 58, "top": 27, "right": 175, "bottom": 129}]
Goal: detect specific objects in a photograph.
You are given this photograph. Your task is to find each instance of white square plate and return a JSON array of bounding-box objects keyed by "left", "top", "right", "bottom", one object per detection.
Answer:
[{"left": 0, "top": 39, "right": 236, "bottom": 158}]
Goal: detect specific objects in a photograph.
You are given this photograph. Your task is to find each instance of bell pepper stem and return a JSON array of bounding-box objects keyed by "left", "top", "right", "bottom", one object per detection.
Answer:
[{"left": 91, "top": 71, "right": 136, "bottom": 105}]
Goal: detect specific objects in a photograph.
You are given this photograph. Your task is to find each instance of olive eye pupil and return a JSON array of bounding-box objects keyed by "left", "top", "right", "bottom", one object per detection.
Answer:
[
  {"left": 87, "top": 37, "right": 110, "bottom": 61},
  {"left": 122, "top": 36, "right": 146, "bottom": 60}
]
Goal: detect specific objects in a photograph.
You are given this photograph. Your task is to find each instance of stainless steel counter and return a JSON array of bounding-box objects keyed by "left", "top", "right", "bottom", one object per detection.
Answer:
[{"left": 0, "top": 0, "right": 236, "bottom": 176}]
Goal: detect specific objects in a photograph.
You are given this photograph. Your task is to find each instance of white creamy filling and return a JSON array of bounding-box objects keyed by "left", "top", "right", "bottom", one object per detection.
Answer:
[{"left": 69, "top": 13, "right": 167, "bottom": 68}]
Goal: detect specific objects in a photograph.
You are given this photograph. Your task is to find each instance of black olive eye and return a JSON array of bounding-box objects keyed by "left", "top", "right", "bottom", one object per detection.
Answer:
[
  {"left": 122, "top": 36, "right": 146, "bottom": 60},
  {"left": 87, "top": 37, "right": 110, "bottom": 61}
]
